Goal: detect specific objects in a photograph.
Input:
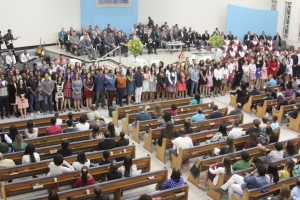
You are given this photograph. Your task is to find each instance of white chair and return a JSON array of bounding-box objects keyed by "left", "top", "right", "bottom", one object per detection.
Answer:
[
  {"left": 132, "top": 58, "right": 147, "bottom": 66},
  {"left": 150, "top": 60, "right": 160, "bottom": 66}
]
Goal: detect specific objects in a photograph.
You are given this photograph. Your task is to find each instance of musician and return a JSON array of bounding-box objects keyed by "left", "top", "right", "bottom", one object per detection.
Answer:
[
  {"left": 5, "top": 50, "right": 16, "bottom": 67},
  {"left": 202, "top": 30, "right": 210, "bottom": 45},
  {"left": 69, "top": 32, "right": 82, "bottom": 56},
  {"left": 227, "top": 31, "right": 234, "bottom": 41},
  {"left": 116, "top": 31, "right": 128, "bottom": 57},
  {"left": 58, "top": 28, "right": 67, "bottom": 49},
  {"left": 259, "top": 31, "right": 267, "bottom": 41},
  {"left": 20, "top": 49, "right": 31, "bottom": 63},
  {"left": 243, "top": 31, "right": 251, "bottom": 46},
  {"left": 81, "top": 35, "right": 96, "bottom": 60},
  {"left": 94, "top": 34, "right": 105, "bottom": 57},
  {"left": 3, "top": 29, "right": 19, "bottom": 49},
  {"left": 105, "top": 33, "right": 117, "bottom": 57}
]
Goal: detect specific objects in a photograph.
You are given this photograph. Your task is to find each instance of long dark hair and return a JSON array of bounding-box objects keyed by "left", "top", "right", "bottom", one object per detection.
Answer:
[
  {"left": 123, "top": 155, "right": 133, "bottom": 177},
  {"left": 9, "top": 125, "right": 18, "bottom": 142},
  {"left": 223, "top": 156, "right": 231, "bottom": 175},
  {"left": 81, "top": 166, "right": 89, "bottom": 184},
  {"left": 194, "top": 93, "right": 201, "bottom": 104},
  {"left": 24, "top": 144, "right": 37, "bottom": 163},
  {"left": 248, "top": 132, "right": 260, "bottom": 148},
  {"left": 286, "top": 140, "right": 295, "bottom": 156},
  {"left": 267, "top": 162, "right": 279, "bottom": 183},
  {"left": 107, "top": 122, "right": 116, "bottom": 137},
  {"left": 170, "top": 168, "right": 181, "bottom": 183},
  {"left": 27, "top": 120, "right": 34, "bottom": 134},
  {"left": 77, "top": 152, "right": 87, "bottom": 165},
  {"left": 218, "top": 124, "right": 227, "bottom": 137}
]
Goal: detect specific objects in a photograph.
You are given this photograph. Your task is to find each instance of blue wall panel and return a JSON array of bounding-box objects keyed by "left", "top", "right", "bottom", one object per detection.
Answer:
[
  {"left": 81, "top": 0, "right": 138, "bottom": 35},
  {"left": 226, "top": 4, "right": 278, "bottom": 42}
]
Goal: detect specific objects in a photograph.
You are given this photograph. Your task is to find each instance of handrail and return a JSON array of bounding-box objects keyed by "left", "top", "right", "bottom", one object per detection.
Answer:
[{"left": 99, "top": 45, "right": 121, "bottom": 62}]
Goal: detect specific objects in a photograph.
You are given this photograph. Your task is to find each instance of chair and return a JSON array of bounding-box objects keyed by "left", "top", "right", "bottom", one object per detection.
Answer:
[
  {"left": 281, "top": 40, "right": 287, "bottom": 50},
  {"left": 288, "top": 45, "right": 294, "bottom": 51}
]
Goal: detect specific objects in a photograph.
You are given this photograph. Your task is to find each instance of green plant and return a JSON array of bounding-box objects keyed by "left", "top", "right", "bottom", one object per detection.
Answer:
[
  {"left": 209, "top": 34, "right": 224, "bottom": 47},
  {"left": 128, "top": 38, "right": 144, "bottom": 57}
]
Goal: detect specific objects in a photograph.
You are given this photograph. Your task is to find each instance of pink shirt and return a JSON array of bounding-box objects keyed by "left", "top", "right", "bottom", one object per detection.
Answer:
[{"left": 46, "top": 125, "right": 62, "bottom": 135}]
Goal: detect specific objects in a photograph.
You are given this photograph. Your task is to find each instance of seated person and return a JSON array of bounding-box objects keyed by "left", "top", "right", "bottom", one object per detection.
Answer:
[
  {"left": 107, "top": 163, "right": 122, "bottom": 181},
  {"left": 48, "top": 153, "right": 75, "bottom": 175},
  {"left": 46, "top": 117, "right": 62, "bottom": 135},
  {"left": 208, "top": 105, "right": 223, "bottom": 119},
  {"left": 0, "top": 137, "right": 9, "bottom": 154},
  {"left": 132, "top": 106, "right": 150, "bottom": 127},
  {"left": 80, "top": 35, "right": 96, "bottom": 60},
  {"left": 268, "top": 75, "right": 277, "bottom": 86},
  {"left": 189, "top": 93, "right": 203, "bottom": 105},
  {"left": 270, "top": 116, "right": 280, "bottom": 130},
  {"left": 184, "top": 120, "right": 194, "bottom": 134},
  {"left": 170, "top": 104, "right": 177, "bottom": 116},
  {"left": 190, "top": 108, "right": 205, "bottom": 122},
  {"left": 118, "top": 155, "right": 137, "bottom": 177},
  {"left": 116, "top": 131, "right": 129, "bottom": 147},
  {"left": 245, "top": 85, "right": 261, "bottom": 103},
  {"left": 99, "top": 150, "right": 113, "bottom": 165},
  {"left": 284, "top": 83, "right": 294, "bottom": 97},
  {"left": 12, "top": 133, "right": 27, "bottom": 152},
  {"left": 89, "top": 186, "right": 109, "bottom": 200},
  {"left": 157, "top": 112, "right": 174, "bottom": 127},
  {"left": 232, "top": 151, "right": 251, "bottom": 171},
  {"left": 272, "top": 96, "right": 288, "bottom": 113},
  {"left": 65, "top": 112, "right": 77, "bottom": 124},
  {"left": 210, "top": 123, "right": 227, "bottom": 142},
  {"left": 157, "top": 121, "right": 177, "bottom": 147},
  {"left": 230, "top": 83, "right": 248, "bottom": 107},
  {"left": 55, "top": 112, "right": 63, "bottom": 125},
  {"left": 284, "top": 140, "right": 296, "bottom": 158},
  {"left": 227, "top": 103, "right": 243, "bottom": 116},
  {"left": 245, "top": 133, "right": 261, "bottom": 149},
  {"left": 97, "top": 130, "right": 116, "bottom": 150},
  {"left": 213, "top": 136, "right": 235, "bottom": 156},
  {"left": 245, "top": 119, "right": 261, "bottom": 135},
  {"left": 72, "top": 152, "right": 91, "bottom": 170},
  {"left": 160, "top": 168, "right": 184, "bottom": 190},
  {"left": 57, "top": 140, "right": 73, "bottom": 157},
  {"left": 0, "top": 152, "right": 16, "bottom": 168},
  {"left": 266, "top": 126, "right": 279, "bottom": 144},
  {"left": 227, "top": 119, "right": 243, "bottom": 139},
  {"left": 268, "top": 142, "right": 284, "bottom": 160},
  {"left": 90, "top": 125, "right": 103, "bottom": 139},
  {"left": 63, "top": 120, "right": 78, "bottom": 133},
  {"left": 75, "top": 115, "right": 90, "bottom": 131},
  {"left": 74, "top": 166, "right": 95, "bottom": 188},
  {"left": 169, "top": 128, "right": 193, "bottom": 162},
  {"left": 279, "top": 158, "right": 294, "bottom": 180},
  {"left": 271, "top": 184, "right": 291, "bottom": 200}
]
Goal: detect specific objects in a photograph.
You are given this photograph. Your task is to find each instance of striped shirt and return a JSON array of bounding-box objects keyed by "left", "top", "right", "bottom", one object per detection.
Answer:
[{"left": 190, "top": 68, "right": 199, "bottom": 82}]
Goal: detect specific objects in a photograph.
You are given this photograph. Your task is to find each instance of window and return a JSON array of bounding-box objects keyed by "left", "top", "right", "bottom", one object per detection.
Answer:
[
  {"left": 271, "top": 0, "right": 277, "bottom": 10},
  {"left": 282, "top": 1, "right": 292, "bottom": 38}
]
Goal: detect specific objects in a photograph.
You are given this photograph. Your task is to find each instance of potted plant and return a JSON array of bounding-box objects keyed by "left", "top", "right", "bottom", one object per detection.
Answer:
[
  {"left": 209, "top": 34, "right": 224, "bottom": 48},
  {"left": 128, "top": 38, "right": 144, "bottom": 62}
]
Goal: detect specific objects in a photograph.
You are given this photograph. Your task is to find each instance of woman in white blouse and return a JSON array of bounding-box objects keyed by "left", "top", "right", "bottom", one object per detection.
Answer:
[
  {"left": 168, "top": 65, "right": 177, "bottom": 100},
  {"left": 48, "top": 153, "right": 75, "bottom": 175},
  {"left": 24, "top": 120, "right": 38, "bottom": 139},
  {"left": 75, "top": 115, "right": 90, "bottom": 131},
  {"left": 286, "top": 54, "right": 293, "bottom": 77},
  {"left": 142, "top": 65, "right": 151, "bottom": 103},
  {"left": 227, "top": 60, "right": 235, "bottom": 92},
  {"left": 72, "top": 152, "right": 91, "bottom": 171},
  {"left": 118, "top": 155, "right": 137, "bottom": 177},
  {"left": 249, "top": 59, "right": 257, "bottom": 87},
  {"left": 213, "top": 63, "right": 223, "bottom": 97},
  {"left": 221, "top": 64, "right": 229, "bottom": 95},
  {"left": 22, "top": 144, "right": 40, "bottom": 164}
]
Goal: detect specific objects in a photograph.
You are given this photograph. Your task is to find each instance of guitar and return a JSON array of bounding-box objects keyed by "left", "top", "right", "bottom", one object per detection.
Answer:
[
  {"left": 37, "top": 37, "right": 42, "bottom": 55},
  {"left": 6, "top": 36, "right": 21, "bottom": 45},
  {"left": 41, "top": 40, "right": 45, "bottom": 57}
]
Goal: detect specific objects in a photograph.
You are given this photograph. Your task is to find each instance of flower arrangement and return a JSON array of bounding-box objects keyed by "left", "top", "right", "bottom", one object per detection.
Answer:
[
  {"left": 128, "top": 38, "right": 144, "bottom": 57},
  {"left": 209, "top": 34, "right": 224, "bottom": 47}
]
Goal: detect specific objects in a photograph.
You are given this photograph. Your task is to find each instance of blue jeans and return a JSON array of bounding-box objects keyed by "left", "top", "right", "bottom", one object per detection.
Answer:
[
  {"left": 96, "top": 90, "right": 105, "bottom": 107},
  {"left": 29, "top": 93, "right": 39, "bottom": 113},
  {"left": 43, "top": 94, "right": 53, "bottom": 113},
  {"left": 190, "top": 81, "right": 198, "bottom": 96}
]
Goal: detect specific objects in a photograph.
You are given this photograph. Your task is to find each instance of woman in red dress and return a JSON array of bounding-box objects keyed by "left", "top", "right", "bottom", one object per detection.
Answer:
[
  {"left": 268, "top": 55, "right": 279, "bottom": 77},
  {"left": 83, "top": 72, "right": 95, "bottom": 110},
  {"left": 63, "top": 74, "right": 72, "bottom": 111},
  {"left": 177, "top": 65, "right": 186, "bottom": 98}
]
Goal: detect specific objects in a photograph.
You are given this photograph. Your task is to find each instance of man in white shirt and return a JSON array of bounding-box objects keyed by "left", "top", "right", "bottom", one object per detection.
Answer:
[
  {"left": 87, "top": 104, "right": 101, "bottom": 120},
  {"left": 5, "top": 50, "right": 16, "bottom": 67},
  {"left": 227, "top": 119, "right": 243, "bottom": 139},
  {"left": 55, "top": 112, "right": 63, "bottom": 125},
  {"left": 20, "top": 49, "right": 31, "bottom": 63},
  {"left": 169, "top": 129, "right": 193, "bottom": 162}
]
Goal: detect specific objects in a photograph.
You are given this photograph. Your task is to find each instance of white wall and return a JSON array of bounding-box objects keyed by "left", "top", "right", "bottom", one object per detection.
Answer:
[
  {"left": 0, "top": 0, "right": 80, "bottom": 49},
  {"left": 276, "top": 0, "right": 300, "bottom": 48},
  {"left": 138, "top": 0, "right": 271, "bottom": 35}
]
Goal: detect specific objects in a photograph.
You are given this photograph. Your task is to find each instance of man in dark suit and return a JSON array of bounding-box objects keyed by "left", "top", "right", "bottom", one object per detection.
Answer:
[
  {"left": 99, "top": 150, "right": 113, "bottom": 165},
  {"left": 179, "top": 30, "right": 191, "bottom": 51},
  {"left": 148, "top": 17, "right": 154, "bottom": 28},
  {"left": 202, "top": 30, "right": 210, "bottom": 45},
  {"left": 116, "top": 31, "right": 128, "bottom": 57},
  {"left": 116, "top": 131, "right": 129, "bottom": 147},
  {"left": 208, "top": 105, "right": 223, "bottom": 119},
  {"left": 63, "top": 120, "right": 78, "bottom": 133},
  {"left": 144, "top": 32, "right": 157, "bottom": 55},
  {"left": 259, "top": 31, "right": 267, "bottom": 41},
  {"left": 243, "top": 31, "right": 251, "bottom": 46},
  {"left": 273, "top": 32, "right": 281, "bottom": 42},
  {"left": 250, "top": 32, "right": 259, "bottom": 41},
  {"left": 98, "top": 131, "right": 116, "bottom": 150},
  {"left": 56, "top": 140, "right": 73, "bottom": 157},
  {"left": 137, "top": 27, "right": 144, "bottom": 43},
  {"left": 94, "top": 34, "right": 106, "bottom": 57},
  {"left": 89, "top": 186, "right": 109, "bottom": 200},
  {"left": 227, "top": 31, "right": 234, "bottom": 41},
  {"left": 227, "top": 103, "right": 243, "bottom": 116}
]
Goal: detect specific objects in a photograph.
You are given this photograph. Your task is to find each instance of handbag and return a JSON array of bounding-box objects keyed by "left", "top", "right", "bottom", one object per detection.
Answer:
[{"left": 189, "top": 161, "right": 201, "bottom": 179}]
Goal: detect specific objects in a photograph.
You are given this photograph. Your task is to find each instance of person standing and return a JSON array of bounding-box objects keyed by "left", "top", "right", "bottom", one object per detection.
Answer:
[
  {"left": 41, "top": 73, "right": 54, "bottom": 115},
  {"left": 8, "top": 76, "right": 18, "bottom": 118},
  {"left": 63, "top": 74, "right": 72, "bottom": 111},
  {"left": 83, "top": 73, "right": 94, "bottom": 110},
  {"left": 142, "top": 66, "right": 151, "bottom": 103},
  {"left": 95, "top": 68, "right": 106, "bottom": 108},
  {"left": 55, "top": 76, "right": 64, "bottom": 112},
  {"left": 106, "top": 70, "right": 116, "bottom": 108},
  {"left": 72, "top": 73, "right": 82, "bottom": 112},
  {"left": 116, "top": 71, "right": 126, "bottom": 107},
  {"left": 189, "top": 63, "right": 199, "bottom": 97},
  {"left": 17, "top": 79, "right": 29, "bottom": 119},
  {"left": 134, "top": 67, "right": 143, "bottom": 104},
  {"left": 149, "top": 64, "right": 157, "bottom": 102},
  {"left": 157, "top": 66, "right": 167, "bottom": 101},
  {"left": 27, "top": 71, "right": 40, "bottom": 117},
  {"left": 0, "top": 74, "right": 10, "bottom": 120},
  {"left": 126, "top": 67, "right": 134, "bottom": 106}
]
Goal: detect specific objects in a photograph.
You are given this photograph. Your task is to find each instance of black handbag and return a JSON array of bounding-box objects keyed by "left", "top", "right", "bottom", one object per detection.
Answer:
[{"left": 189, "top": 161, "right": 201, "bottom": 179}]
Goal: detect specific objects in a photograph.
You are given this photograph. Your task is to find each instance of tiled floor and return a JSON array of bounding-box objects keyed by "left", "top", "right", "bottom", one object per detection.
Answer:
[{"left": 4, "top": 48, "right": 300, "bottom": 200}]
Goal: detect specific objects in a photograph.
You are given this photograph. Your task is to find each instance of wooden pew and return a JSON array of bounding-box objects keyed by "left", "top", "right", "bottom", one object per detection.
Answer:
[
  {"left": 171, "top": 135, "right": 250, "bottom": 170},
  {"left": 126, "top": 184, "right": 189, "bottom": 200},
  {"left": 232, "top": 175, "right": 300, "bottom": 200},
  {"left": 9, "top": 136, "right": 121, "bottom": 164},
  {"left": 256, "top": 97, "right": 293, "bottom": 118},
  {"left": 272, "top": 103, "right": 300, "bottom": 125},
  {"left": 132, "top": 107, "right": 228, "bottom": 144},
  {"left": 0, "top": 112, "right": 85, "bottom": 132},
  {"left": 23, "top": 169, "right": 168, "bottom": 200},
  {"left": 112, "top": 97, "right": 194, "bottom": 127},
  {"left": 229, "top": 94, "right": 237, "bottom": 107},
  {"left": 0, "top": 156, "right": 153, "bottom": 200},
  {"left": 187, "top": 137, "right": 299, "bottom": 189},
  {"left": 144, "top": 114, "right": 244, "bottom": 153},
  {"left": 122, "top": 101, "right": 214, "bottom": 134},
  {"left": 243, "top": 94, "right": 265, "bottom": 113},
  {"left": 24, "top": 126, "right": 108, "bottom": 148},
  {"left": 289, "top": 112, "right": 300, "bottom": 132},
  {"left": 156, "top": 122, "right": 253, "bottom": 164},
  {"left": 0, "top": 145, "right": 136, "bottom": 181}
]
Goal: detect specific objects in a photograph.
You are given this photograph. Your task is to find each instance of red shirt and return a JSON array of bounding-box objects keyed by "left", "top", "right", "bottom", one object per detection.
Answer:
[
  {"left": 46, "top": 125, "right": 62, "bottom": 135},
  {"left": 170, "top": 109, "right": 177, "bottom": 116},
  {"left": 267, "top": 60, "right": 278, "bottom": 77},
  {"left": 74, "top": 176, "right": 95, "bottom": 188}
]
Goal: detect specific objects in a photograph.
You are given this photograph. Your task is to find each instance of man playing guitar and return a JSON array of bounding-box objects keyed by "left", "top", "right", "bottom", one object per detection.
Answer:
[{"left": 3, "top": 29, "right": 21, "bottom": 49}]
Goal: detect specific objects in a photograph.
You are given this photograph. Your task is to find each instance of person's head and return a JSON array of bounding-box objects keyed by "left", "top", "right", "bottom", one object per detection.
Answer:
[
  {"left": 15, "top": 133, "right": 24, "bottom": 150},
  {"left": 138, "top": 106, "right": 144, "bottom": 113},
  {"left": 170, "top": 167, "right": 181, "bottom": 183},
  {"left": 253, "top": 119, "right": 261, "bottom": 128},
  {"left": 278, "top": 184, "right": 291, "bottom": 200},
  {"left": 54, "top": 153, "right": 64, "bottom": 166},
  {"left": 26, "top": 120, "right": 35, "bottom": 133},
  {"left": 197, "top": 107, "right": 203, "bottom": 114},
  {"left": 109, "top": 163, "right": 118, "bottom": 172},
  {"left": 104, "top": 130, "right": 111, "bottom": 138},
  {"left": 194, "top": 93, "right": 201, "bottom": 104},
  {"left": 79, "top": 115, "right": 86, "bottom": 124},
  {"left": 262, "top": 116, "right": 268, "bottom": 124},
  {"left": 164, "top": 121, "right": 174, "bottom": 138},
  {"left": 213, "top": 105, "right": 218, "bottom": 111},
  {"left": 80, "top": 166, "right": 89, "bottom": 184},
  {"left": 163, "top": 112, "right": 171, "bottom": 123},
  {"left": 235, "top": 103, "right": 241, "bottom": 110},
  {"left": 77, "top": 151, "right": 87, "bottom": 164},
  {"left": 154, "top": 104, "right": 163, "bottom": 118},
  {"left": 171, "top": 104, "right": 177, "bottom": 111},
  {"left": 123, "top": 155, "right": 133, "bottom": 177},
  {"left": 284, "top": 158, "right": 295, "bottom": 178},
  {"left": 24, "top": 144, "right": 37, "bottom": 163},
  {"left": 286, "top": 140, "right": 295, "bottom": 156},
  {"left": 257, "top": 164, "right": 267, "bottom": 176},
  {"left": 267, "top": 162, "right": 279, "bottom": 183},
  {"left": 218, "top": 124, "right": 227, "bottom": 137},
  {"left": 120, "top": 131, "right": 126, "bottom": 139},
  {"left": 138, "top": 194, "right": 152, "bottom": 200},
  {"left": 61, "top": 140, "right": 69, "bottom": 150},
  {"left": 232, "top": 119, "right": 239, "bottom": 128},
  {"left": 107, "top": 122, "right": 116, "bottom": 137},
  {"left": 94, "top": 186, "right": 103, "bottom": 196},
  {"left": 90, "top": 104, "right": 96, "bottom": 111},
  {"left": 275, "top": 142, "right": 283, "bottom": 151},
  {"left": 222, "top": 156, "right": 231, "bottom": 174},
  {"left": 241, "top": 151, "right": 249, "bottom": 162},
  {"left": 184, "top": 120, "right": 191, "bottom": 130},
  {"left": 272, "top": 115, "right": 278, "bottom": 123},
  {"left": 102, "top": 150, "right": 110, "bottom": 161},
  {"left": 50, "top": 117, "right": 56, "bottom": 125},
  {"left": 48, "top": 190, "right": 59, "bottom": 200}
]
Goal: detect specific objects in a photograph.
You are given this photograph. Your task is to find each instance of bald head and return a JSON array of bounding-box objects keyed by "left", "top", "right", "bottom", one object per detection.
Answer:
[{"left": 91, "top": 104, "right": 96, "bottom": 111}]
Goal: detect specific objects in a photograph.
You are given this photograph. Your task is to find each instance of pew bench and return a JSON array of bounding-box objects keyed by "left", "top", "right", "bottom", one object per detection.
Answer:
[
  {"left": 229, "top": 94, "right": 237, "bottom": 107},
  {"left": 256, "top": 97, "right": 293, "bottom": 118},
  {"left": 24, "top": 169, "right": 168, "bottom": 200},
  {"left": 112, "top": 97, "right": 193, "bottom": 127},
  {"left": 243, "top": 94, "right": 265, "bottom": 113},
  {"left": 0, "top": 145, "right": 136, "bottom": 181},
  {"left": 122, "top": 101, "right": 214, "bottom": 134},
  {"left": 289, "top": 112, "right": 300, "bottom": 132},
  {"left": 144, "top": 114, "right": 244, "bottom": 153},
  {"left": 272, "top": 103, "right": 300, "bottom": 125}
]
